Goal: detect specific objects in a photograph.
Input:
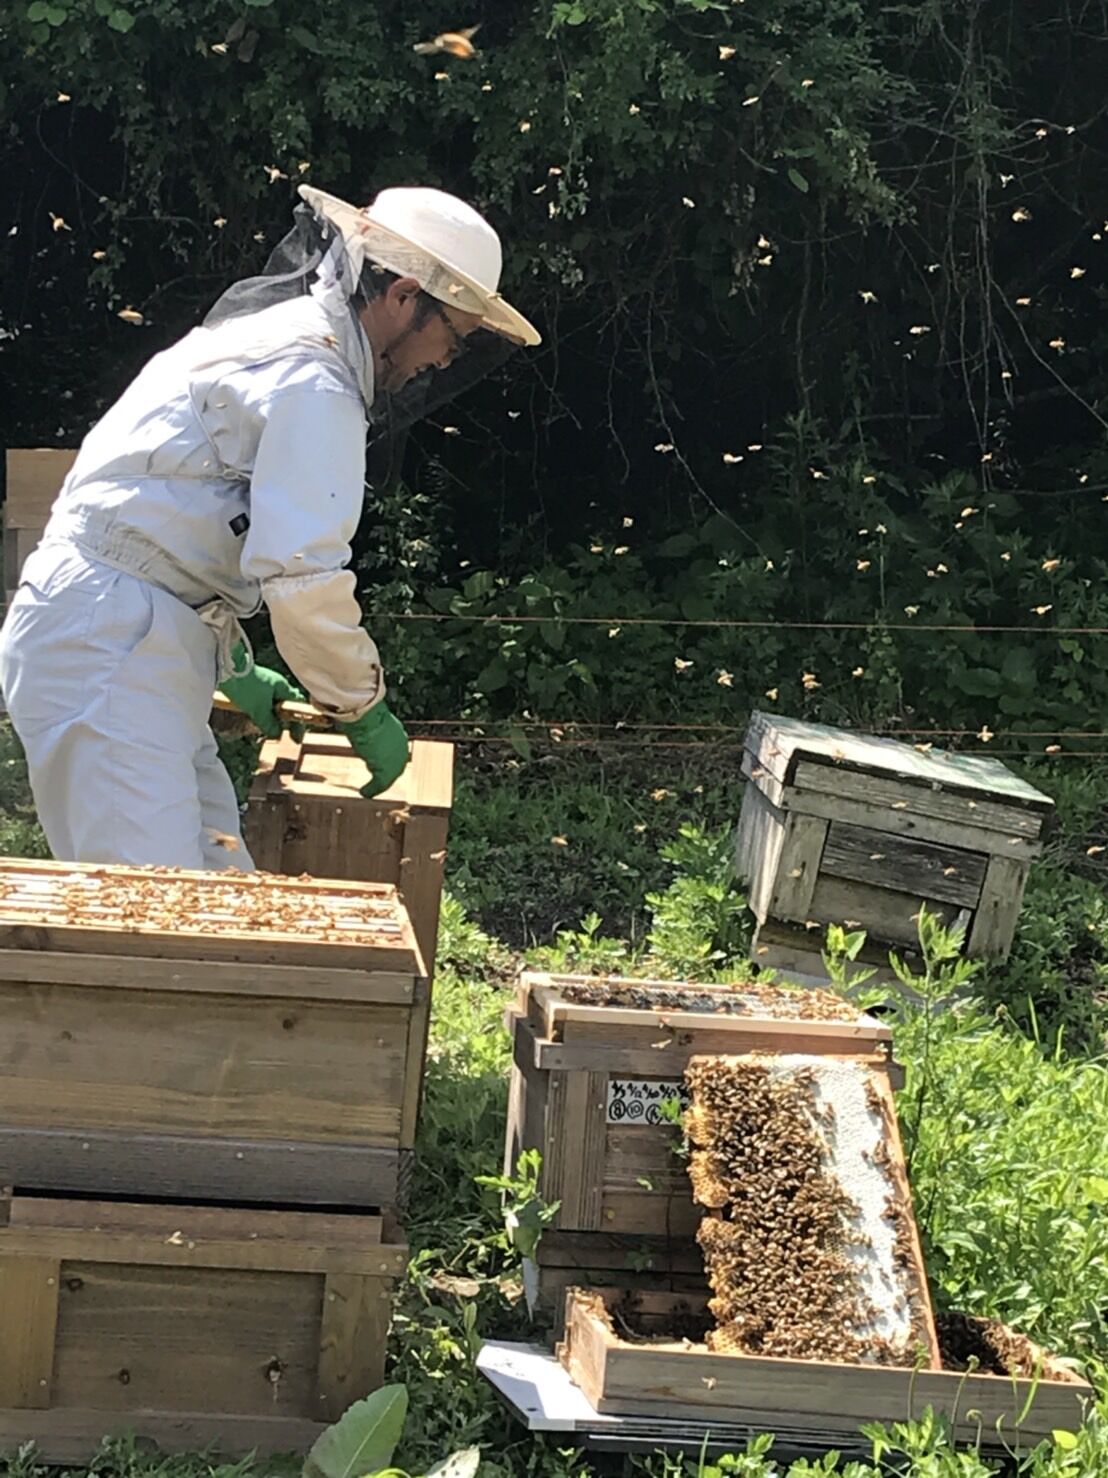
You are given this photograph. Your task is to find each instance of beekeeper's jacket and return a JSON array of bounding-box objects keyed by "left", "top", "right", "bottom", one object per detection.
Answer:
[{"left": 40, "top": 284, "right": 383, "bottom": 719}]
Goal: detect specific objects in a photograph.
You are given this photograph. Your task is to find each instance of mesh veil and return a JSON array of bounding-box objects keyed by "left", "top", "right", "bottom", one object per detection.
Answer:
[{"left": 203, "top": 199, "right": 519, "bottom": 490}]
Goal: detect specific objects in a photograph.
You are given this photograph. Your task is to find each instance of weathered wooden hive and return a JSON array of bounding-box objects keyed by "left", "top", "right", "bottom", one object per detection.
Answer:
[
  {"left": 736, "top": 711, "right": 1054, "bottom": 980},
  {"left": 242, "top": 732, "right": 453, "bottom": 977},
  {"left": 0, "top": 859, "right": 428, "bottom": 1209},
  {"left": 505, "top": 970, "right": 898, "bottom": 1313}
]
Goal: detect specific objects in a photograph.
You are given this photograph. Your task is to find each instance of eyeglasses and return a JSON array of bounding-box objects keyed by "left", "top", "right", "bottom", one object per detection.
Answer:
[{"left": 424, "top": 295, "right": 467, "bottom": 366}]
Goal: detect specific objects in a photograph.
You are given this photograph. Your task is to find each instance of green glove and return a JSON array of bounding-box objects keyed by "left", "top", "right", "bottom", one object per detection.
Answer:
[
  {"left": 220, "top": 648, "right": 306, "bottom": 740},
  {"left": 340, "top": 702, "right": 410, "bottom": 799}
]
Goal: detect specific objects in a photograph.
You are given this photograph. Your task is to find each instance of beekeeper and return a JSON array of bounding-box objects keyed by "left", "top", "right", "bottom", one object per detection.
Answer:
[{"left": 0, "top": 184, "right": 540, "bottom": 870}]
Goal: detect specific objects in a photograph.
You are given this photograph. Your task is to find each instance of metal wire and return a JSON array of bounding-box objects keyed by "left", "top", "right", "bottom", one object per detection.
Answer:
[{"left": 370, "top": 611, "right": 1107, "bottom": 636}]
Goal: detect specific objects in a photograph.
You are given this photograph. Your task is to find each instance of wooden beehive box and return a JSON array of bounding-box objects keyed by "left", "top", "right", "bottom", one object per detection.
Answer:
[
  {"left": 736, "top": 712, "right": 1055, "bottom": 980},
  {"left": 0, "top": 859, "right": 428, "bottom": 1208},
  {"left": 3, "top": 449, "right": 74, "bottom": 603},
  {"left": 0, "top": 1190, "right": 406, "bottom": 1459},
  {"left": 559, "top": 1287, "right": 1092, "bottom": 1449},
  {"left": 243, "top": 732, "right": 453, "bottom": 977},
  {"left": 505, "top": 971, "right": 898, "bottom": 1312}
]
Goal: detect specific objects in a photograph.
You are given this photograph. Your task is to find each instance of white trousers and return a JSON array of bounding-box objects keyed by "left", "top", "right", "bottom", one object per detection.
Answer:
[{"left": 0, "top": 543, "right": 253, "bottom": 871}]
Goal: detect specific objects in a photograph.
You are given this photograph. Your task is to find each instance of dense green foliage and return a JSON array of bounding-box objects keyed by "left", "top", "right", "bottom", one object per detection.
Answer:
[{"left": 3, "top": 0, "right": 1107, "bottom": 746}]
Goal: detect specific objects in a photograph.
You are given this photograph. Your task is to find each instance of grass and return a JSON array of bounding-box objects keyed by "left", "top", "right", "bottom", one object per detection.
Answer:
[{"left": 0, "top": 730, "right": 1106, "bottom": 1476}]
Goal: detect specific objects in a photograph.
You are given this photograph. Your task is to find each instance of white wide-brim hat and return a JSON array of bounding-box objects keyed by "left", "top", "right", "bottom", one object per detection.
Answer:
[{"left": 299, "top": 183, "right": 541, "bottom": 347}]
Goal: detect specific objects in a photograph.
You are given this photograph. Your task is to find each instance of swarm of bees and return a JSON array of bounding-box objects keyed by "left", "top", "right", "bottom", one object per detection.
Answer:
[{"left": 684, "top": 1056, "right": 912, "bottom": 1366}]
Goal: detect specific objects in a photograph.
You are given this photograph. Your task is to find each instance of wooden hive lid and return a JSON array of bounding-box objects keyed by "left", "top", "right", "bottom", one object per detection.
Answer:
[
  {"left": 745, "top": 711, "right": 1053, "bottom": 815},
  {"left": 519, "top": 970, "right": 892, "bottom": 1046},
  {"left": 0, "top": 857, "right": 424, "bottom": 974},
  {"left": 250, "top": 732, "right": 454, "bottom": 815}
]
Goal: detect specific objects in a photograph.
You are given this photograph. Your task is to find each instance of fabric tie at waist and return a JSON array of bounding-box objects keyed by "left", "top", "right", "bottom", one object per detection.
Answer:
[{"left": 196, "top": 601, "right": 254, "bottom": 682}]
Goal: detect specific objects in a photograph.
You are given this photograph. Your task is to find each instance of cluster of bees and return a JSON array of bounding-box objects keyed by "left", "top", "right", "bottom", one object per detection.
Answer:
[
  {"left": 685, "top": 1055, "right": 908, "bottom": 1365},
  {"left": 12, "top": 868, "right": 403, "bottom": 946},
  {"left": 558, "top": 979, "right": 864, "bottom": 1023}
]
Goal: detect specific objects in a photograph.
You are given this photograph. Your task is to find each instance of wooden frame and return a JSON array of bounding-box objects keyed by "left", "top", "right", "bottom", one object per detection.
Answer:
[
  {"left": 506, "top": 972, "right": 901, "bottom": 1248},
  {"left": 0, "top": 861, "right": 428, "bottom": 1206},
  {"left": 243, "top": 732, "right": 453, "bottom": 980},
  {"left": 559, "top": 1288, "right": 1092, "bottom": 1448},
  {"left": 0, "top": 1192, "right": 406, "bottom": 1458},
  {"left": 686, "top": 1050, "right": 941, "bottom": 1372}
]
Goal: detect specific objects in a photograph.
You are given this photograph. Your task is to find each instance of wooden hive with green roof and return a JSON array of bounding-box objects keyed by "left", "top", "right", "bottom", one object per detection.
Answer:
[{"left": 735, "top": 711, "right": 1054, "bottom": 981}]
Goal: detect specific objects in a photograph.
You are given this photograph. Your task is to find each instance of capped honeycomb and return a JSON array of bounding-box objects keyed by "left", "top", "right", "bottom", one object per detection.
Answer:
[{"left": 685, "top": 1054, "right": 930, "bottom": 1366}]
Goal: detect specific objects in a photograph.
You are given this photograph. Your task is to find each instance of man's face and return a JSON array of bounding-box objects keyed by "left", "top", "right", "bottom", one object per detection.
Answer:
[{"left": 361, "top": 275, "right": 483, "bottom": 395}]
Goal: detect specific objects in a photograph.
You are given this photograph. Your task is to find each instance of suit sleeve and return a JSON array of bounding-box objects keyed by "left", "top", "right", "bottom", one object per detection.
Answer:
[{"left": 240, "top": 384, "right": 384, "bottom": 721}]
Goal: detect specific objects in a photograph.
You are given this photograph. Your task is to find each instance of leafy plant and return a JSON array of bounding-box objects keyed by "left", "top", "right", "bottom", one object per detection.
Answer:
[
  {"left": 303, "top": 1385, "right": 479, "bottom": 1478},
  {"left": 475, "top": 1147, "right": 560, "bottom": 1267}
]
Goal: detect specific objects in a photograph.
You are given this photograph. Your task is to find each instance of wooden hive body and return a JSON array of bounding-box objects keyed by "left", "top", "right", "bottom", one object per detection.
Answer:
[
  {"left": 558, "top": 1287, "right": 1092, "bottom": 1450},
  {"left": 243, "top": 733, "right": 453, "bottom": 978},
  {"left": 0, "top": 859, "right": 428, "bottom": 1208},
  {"left": 0, "top": 1190, "right": 406, "bottom": 1460},
  {"left": 736, "top": 711, "right": 1054, "bottom": 981},
  {"left": 4, "top": 449, "right": 74, "bottom": 604},
  {"left": 505, "top": 970, "right": 899, "bottom": 1314}
]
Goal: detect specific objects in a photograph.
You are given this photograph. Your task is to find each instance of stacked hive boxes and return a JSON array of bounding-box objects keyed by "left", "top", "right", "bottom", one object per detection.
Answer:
[
  {"left": 505, "top": 970, "right": 900, "bottom": 1315},
  {"left": 505, "top": 969, "right": 1092, "bottom": 1445},
  {"left": 0, "top": 742, "right": 452, "bottom": 1460}
]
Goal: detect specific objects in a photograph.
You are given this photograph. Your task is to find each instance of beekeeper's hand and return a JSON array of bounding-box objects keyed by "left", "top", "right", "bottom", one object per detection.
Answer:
[
  {"left": 221, "top": 663, "right": 306, "bottom": 739},
  {"left": 340, "top": 703, "right": 410, "bottom": 798}
]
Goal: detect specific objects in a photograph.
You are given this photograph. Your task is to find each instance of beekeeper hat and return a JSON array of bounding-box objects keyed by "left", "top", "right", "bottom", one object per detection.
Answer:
[{"left": 298, "top": 184, "right": 541, "bottom": 348}]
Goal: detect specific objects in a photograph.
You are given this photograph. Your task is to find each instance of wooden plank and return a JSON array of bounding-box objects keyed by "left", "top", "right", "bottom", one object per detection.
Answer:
[
  {"left": 530, "top": 981, "right": 886, "bottom": 1042},
  {"left": 787, "top": 785, "right": 1044, "bottom": 858},
  {"left": 734, "top": 786, "right": 787, "bottom": 920},
  {"left": 967, "top": 854, "right": 1029, "bottom": 959},
  {"left": 0, "top": 1127, "right": 400, "bottom": 1208},
  {"left": 545, "top": 1071, "right": 607, "bottom": 1231},
  {"left": 5, "top": 449, "right": 75, "bottom": 529},
  {"left": 767, "top": 813, "right": 828, "bottom": 920},
  {"left": 0, "top": 1408, "right": 325, "bottom": 1460},
  {"left": 6, "top": 1194, "right": 385, "bottom": 1244},
  {"left": 51, "top": 1262, "right": 321, "bottom": 1417},
  {"left": 865, "top": 1070, "right": 941, "bottom": 1367},
  {"left": 599, "top": 1190, "right": 700, "bottom": 1238},
  {"left": 561, "top": 1290, "right": 1089, "bottom": 1441},
  {"left": 0, "top": 982, "right": 410, "bottom": 1146},
  {"left": 805, "top": 874, "right": 960, "bottom": 947},
  {"left": 398, "top": 811, "right": 448, "bottom": 979},
  {"left": 399, "top": 978, "right": 432, "bottom": 1149},
  {"left": 0, "top": 1226, "right": 405, "bottom": 1277},
  {"left": 538, "top": 1231, "right": 704, "bottom": 1274},
  {"left": 0, "top": 950, "right": 416, "bottom": 1005},
  {"left": 0, "top": 917, "right": 414, "bottom": 974},
  {"left": 821, "top": 822, "right": 986, "bottom": 908},
  {"left": 515, "top": 1015, "right": 891, "bottom": 1075},
  {"left": 317, "top": 1274, "right": 390, "bottom": 1422},
  {"left": 600, "top": 1126, "right": 699, "bottom": 1237},
  {"left": 793, "top": 760, "right": 1044, "bottom": 839},
  {"left": 746, "top": 710, "right": 1054, "bottom": 812},
  {"left": 0, "top": 1256, "right": 60, "bottom": 1407}
]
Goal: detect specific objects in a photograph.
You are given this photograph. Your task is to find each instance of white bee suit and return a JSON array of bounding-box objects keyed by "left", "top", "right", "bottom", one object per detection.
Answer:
[{"left": 0, "top": 282, "right": 384, "bottom": 869}]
